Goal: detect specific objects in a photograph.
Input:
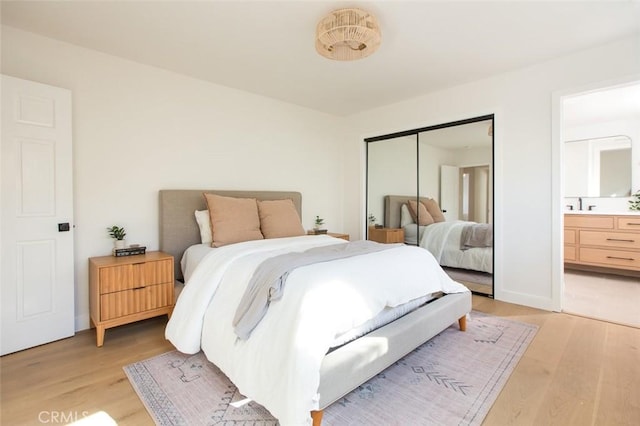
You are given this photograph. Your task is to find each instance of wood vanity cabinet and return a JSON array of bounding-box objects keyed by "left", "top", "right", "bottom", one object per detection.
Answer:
[{"left": 564, "top": 214, "right": 640, "bottom": 274}]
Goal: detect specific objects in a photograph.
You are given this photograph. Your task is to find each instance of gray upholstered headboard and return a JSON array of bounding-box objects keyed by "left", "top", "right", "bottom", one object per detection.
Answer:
[
  {"left": 384, "top": 195, "right": 432, "bottom": 228},
  {"left": 159, "top": 189, "right": 302, "bottom": 281}
]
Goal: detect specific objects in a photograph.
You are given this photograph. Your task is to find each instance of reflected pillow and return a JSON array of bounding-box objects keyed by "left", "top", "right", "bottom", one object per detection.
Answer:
[
  {"left": 424, "top": 198, "right": 446, "bottom": 223},
  {"left": 407, "top": 199, "right": 434, "bottom": 226},
  {"left": 258, "top": 199, "right": 305, "bottom": 238},
  {"left": 400, "top": 204, "right": 414, "bottom": 227},
  {"left": 194, "top": 209, "right": 212, "bottom": 244},
  {"left": 204, "top": 193, "right": 264, "bottom": 247}
]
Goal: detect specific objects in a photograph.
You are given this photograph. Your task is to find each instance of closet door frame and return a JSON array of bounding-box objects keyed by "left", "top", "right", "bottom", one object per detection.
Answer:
[{"left": 365, "top": 114, "right": 495, "bottom": 298}]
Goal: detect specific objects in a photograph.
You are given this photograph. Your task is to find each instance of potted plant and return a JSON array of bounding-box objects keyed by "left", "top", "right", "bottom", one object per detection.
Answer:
[
  {"left": 314, "top": 215, "right": 325, "bottom": 231},
  {"left": 629, "top": 191, "right": 640, "bottom": 211},
  {"left": 368, "top": 213, "right": 376, "bottom": 227},
  {"left": 107, "top": 225, "right": 127, "bottom": 249}
]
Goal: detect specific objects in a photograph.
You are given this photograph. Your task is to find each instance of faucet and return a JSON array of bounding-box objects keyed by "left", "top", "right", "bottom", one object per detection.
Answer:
[
  {"left": 588, "top": 205, "right": 596, "bottom": 211},
  {"left": 578, "top": 197, "right": 583, "bottom": 211},
  {"left": 566, "top": 205, "right": 574, "bottom": 211}
]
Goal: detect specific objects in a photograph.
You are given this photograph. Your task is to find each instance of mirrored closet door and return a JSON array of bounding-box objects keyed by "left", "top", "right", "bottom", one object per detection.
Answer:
[{"left": 366, "top": 115, "right": 495, "bottom": 297}]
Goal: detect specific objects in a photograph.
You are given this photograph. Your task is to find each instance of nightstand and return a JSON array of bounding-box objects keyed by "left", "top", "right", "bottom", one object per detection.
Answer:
[
  {"left": 89, "top": 251, "right": 175, "bottom": 347},
  {"left": 308, "top": 230, "right": 350, "bottom": 241},
  {"left": 328, "top": 232, "right": 350, "bottom": 241},
  {"left": 368, "top": 227, "right": 405, "bottom": 244}
]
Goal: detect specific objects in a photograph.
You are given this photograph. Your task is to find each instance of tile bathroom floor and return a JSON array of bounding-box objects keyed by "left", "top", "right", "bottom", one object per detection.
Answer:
[{"left": 564, "top": 270, "right": 640, "bottom": 328}]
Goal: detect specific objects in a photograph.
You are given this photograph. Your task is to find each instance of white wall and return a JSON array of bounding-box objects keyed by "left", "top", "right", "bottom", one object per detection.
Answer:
[
  {"left": 342, "top": 36, "right": 640, "bottom": 310},
  {"left": 3, "top": 26, "right": 638, "bottom": 326},
  {"left": 1, "top": 26, "right": 347, "bottom": 331}
]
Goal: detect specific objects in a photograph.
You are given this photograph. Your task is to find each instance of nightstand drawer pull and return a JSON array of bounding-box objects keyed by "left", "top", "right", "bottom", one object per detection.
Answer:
[
  {"left": 133, "top": 286, "right": 146, "bottom": 290},
  {"left": 606, "top": 255, "right": 635, "bottom": 261},
  {"left": 606, "top": 238, "right": 635, "bottom": 243},
  {"left": 132, "top": 262, "right": 145, "bottom": 265},
  {"left": 625, "top": 222, "right": 640, "bottom": 226}
]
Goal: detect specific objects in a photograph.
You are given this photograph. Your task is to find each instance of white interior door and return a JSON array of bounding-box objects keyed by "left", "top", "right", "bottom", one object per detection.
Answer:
[
  {"left": 440, "top": 165, "right": 459, "bottom": 221},
  {"left": 1, "top": 75, "right": 74, "bottom": 355}
]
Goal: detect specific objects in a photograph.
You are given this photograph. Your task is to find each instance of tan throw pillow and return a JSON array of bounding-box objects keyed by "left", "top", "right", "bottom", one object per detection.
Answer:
[
  {"left": 407, "top": 199, "right": 434, "bottom": 226},
  {"left": 257, "top": 199, "right": 305, "bottom": 238},
  {"left": 203, "top": 193, "right": 264, "bottom": 247},
  {"left": 424, "top": 198, "right": 446, "bottom": 223}
]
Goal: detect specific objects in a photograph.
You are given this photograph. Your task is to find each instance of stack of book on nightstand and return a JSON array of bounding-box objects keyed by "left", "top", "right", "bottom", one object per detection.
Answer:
[{"left": 112, "top": 246, "right": 146, "bottom": 257}]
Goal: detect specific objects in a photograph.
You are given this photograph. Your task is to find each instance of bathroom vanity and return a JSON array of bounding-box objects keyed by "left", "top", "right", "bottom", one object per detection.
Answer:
[{"left": 564, "top": 213, "right": 640, "bottom": 274}]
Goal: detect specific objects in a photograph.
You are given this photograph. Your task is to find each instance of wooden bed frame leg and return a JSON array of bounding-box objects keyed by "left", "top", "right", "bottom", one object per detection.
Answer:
[
  {"left": 311, "top": 410, "right": 324, "bottom": 426},
  {"left": 458, "top": 315, "right": 467, "bottom": 331}
]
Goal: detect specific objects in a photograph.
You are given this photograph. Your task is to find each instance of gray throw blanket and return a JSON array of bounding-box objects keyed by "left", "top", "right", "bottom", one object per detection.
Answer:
[
  {"left": 233, "top": 240, "right": 400, "bottom": 340},
  {"left": 460, "top": 223, "right": 493, "bottom": 250}
]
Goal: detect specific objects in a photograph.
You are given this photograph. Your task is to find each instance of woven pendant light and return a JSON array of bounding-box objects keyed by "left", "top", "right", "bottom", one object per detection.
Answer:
[{"left": 315, "top": 8, "right": 381, "bottom": 61}]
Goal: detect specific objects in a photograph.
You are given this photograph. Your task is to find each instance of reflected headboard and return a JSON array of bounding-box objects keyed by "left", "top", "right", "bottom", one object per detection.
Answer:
[
  {"left": 159, "top": 189, "right": 302, "bottom": 281},
  {"left": 384, "top": 195, "right": 432, "bottom": 229}
]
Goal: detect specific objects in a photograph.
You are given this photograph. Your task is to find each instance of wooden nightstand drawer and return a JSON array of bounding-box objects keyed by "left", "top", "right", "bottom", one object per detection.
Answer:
[
  {"left": 100, "top": 282, "right": 174, "bottom": 321},
  {"left": 99, "top": 259, "right": 173, "bottom": 294}
]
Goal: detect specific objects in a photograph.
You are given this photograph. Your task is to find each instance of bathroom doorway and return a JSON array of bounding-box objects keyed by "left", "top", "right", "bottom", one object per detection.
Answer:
[{"left": 559, "top": 80, "right": 640, "bottom": 327}]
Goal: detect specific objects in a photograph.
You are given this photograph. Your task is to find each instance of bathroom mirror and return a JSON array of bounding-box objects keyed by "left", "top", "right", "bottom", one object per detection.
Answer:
[
  {"left": 365, "top": 115, "right": 494, "bottom": 297},
  {"left": 564, "top": 135, "right": 632, "bottom": 197}
]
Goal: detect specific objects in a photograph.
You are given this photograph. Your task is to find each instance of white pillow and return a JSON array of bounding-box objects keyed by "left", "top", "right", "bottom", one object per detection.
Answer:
[
  {"left": 400, "top": 204, "right": 415, "bottom": 227},
  {"left": 194, "top": 209, "right": 212, "bottom": 244}
]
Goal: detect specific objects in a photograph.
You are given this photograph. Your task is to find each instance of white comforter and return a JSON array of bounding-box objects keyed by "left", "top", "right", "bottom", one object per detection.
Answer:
[
  {"left": 166, "top": 235, "right": 469, "bottom": 425},
  {"left": 419, "top": 221, "right": 493, "bottom": 273}
]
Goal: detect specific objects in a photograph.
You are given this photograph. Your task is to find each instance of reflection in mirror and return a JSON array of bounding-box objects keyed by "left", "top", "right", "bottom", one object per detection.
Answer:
[
  {"left": 365, "top": 115, "right": 494, "bottom": 297},
  {"left": 367, "top": 135, "right": 417, "bottom": 231},
  {"left": 564, "top": 135, "right": 632, "bottom": 197}
]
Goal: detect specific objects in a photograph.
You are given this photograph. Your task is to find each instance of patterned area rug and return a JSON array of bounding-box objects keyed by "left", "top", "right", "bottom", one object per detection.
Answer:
[{"left": 124, "top": 311, "right": 537, "bottom": 425}]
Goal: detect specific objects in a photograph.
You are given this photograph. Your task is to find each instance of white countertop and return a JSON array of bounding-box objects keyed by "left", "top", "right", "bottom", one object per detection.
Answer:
[{"left": 564, "top": 210, "right": 640, "bottom": 215}]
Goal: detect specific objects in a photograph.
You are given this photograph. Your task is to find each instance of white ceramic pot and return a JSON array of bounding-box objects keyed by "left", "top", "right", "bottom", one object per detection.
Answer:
[{"left": 114, "top": 240, "right": 126, "bottom": 249}]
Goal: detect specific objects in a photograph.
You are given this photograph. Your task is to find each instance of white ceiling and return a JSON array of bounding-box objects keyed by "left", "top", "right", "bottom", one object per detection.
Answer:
[{"left": 2, "top": 0, "right": 639, "bottom": 116}]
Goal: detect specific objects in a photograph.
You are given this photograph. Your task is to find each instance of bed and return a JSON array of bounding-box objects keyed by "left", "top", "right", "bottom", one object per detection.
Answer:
[
  {"left": 160, "top": 189, "right": 472, "bottom": 425},
  {"left": 384, "top": 195, "right": 493, "bottom": 274}
]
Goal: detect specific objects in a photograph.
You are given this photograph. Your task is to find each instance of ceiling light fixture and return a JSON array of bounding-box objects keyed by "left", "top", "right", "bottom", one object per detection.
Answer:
[{"left": 315, "top": 8, "right": 381, "bottom": 61}]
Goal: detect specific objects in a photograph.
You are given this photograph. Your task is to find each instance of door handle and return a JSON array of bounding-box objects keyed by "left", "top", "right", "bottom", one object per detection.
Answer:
[{"left": 58, "top": 223, "right": 70, "bottom": 232}]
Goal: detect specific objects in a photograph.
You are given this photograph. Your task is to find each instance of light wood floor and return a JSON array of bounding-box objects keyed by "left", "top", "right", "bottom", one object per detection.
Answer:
[{"left": 1, "top": 295, "right": 638, "bottom": 425}]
